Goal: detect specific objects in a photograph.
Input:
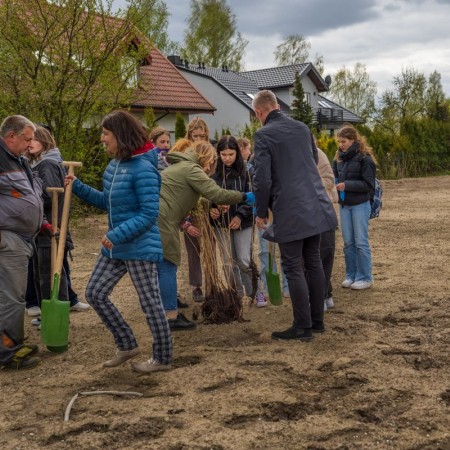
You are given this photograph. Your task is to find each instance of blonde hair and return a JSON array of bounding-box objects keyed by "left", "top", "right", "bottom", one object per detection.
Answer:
[
  {"left": 186, "top": 117, "right": 209, "bottom": 141},
  {"left": 335, "top": 124, "right": 377, "bottom": 164},
  {"left": 190, "top": 141, "right": 217, "bottom": 173},
  {"left": 169, "top": 138, "right": 192, "bottom": 154}
]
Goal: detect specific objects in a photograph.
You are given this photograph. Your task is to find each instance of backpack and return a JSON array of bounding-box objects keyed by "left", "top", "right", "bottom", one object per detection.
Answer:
[{"left": 370, "top": 178, "right": 383, "bottom": 219}]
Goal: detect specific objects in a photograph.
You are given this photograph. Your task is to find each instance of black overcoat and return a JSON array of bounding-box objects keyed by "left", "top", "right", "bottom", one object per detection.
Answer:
[{"left": 253, "top": 110, "right": 337, "bottom": 242}]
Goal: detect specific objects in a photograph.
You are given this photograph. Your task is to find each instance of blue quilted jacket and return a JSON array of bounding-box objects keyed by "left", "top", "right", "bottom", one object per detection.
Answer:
[{"left": 73, "top": 148, "right": 163, "bottom": 262}]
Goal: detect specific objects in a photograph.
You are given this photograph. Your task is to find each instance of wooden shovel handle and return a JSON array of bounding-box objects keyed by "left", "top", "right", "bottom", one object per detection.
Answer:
[
  {"left": 46, "top": 187, "right": 64, "bottom": 285},
  {"left": 54, "top": 162, "right": 82, "bottom": 278}
]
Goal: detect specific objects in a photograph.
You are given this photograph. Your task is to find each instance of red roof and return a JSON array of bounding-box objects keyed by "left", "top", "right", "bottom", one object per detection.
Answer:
[{"left": 133, "top": 47, "right": 215, "bottom": 114}]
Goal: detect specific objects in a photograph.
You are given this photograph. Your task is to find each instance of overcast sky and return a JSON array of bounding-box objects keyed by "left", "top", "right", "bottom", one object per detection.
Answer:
[{"left": 115, "top": 0, "right": 450, "bottom": 96}]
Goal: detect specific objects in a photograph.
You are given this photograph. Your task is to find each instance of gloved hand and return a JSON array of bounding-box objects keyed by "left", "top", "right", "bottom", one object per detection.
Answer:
[
  {"left": 39, "top": 221, "right": 53, "bottom": 237},
  {"left": 243, "top": 192, "right": 255, "bottom": 206}
]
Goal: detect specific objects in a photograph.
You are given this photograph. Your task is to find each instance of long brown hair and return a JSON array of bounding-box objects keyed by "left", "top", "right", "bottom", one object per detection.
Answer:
[
  {"left": 335, "top": 124, "right": 377, "bottom": 164},
  {"left": 101, "top": 110, "right": 149, "bottom": 160},
  {"left": 28, "top": 126, "right": 56, "bottom": 164}
]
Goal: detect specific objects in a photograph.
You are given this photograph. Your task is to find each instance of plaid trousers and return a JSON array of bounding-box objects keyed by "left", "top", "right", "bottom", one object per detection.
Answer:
[{"left": 86, "top": 254, "right": 172, "bottom": 364}]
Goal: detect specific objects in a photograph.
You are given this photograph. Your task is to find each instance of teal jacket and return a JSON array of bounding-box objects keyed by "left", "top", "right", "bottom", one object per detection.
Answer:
[{"left": 73, "top": 148, "right": 163, "bottom": 262}]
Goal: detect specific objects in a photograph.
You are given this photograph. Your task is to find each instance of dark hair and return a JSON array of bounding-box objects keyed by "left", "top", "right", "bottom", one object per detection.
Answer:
[
  {"left": 101, "top": 110, "right": 149, "bottom": 160},
  {"left": 216, "top": 135, "right": 245, "bottom": 178}
]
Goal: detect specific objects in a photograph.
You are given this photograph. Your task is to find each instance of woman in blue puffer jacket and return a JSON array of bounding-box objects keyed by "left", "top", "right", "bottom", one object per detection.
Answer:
[{"left": 70, "top": 110, "right": 172, "bottom": 374}]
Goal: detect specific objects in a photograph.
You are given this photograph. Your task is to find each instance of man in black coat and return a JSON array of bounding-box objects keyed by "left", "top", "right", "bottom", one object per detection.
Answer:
[{"left": 252, "top": 90, "right": 337, "bottom": 341}]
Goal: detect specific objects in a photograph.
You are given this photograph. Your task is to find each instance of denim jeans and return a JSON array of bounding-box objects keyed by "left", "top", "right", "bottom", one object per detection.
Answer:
[
  {"left": 157, "top": 259, "right": 178, "bottom": 312},
  {"left": 214, "top": 227, "right": 253, "bottom": 297},
  {"left": 339, "top": 201, "right": 372, "bottom": 282},
  {"left": 257, "top": 227, "right": 289, "bottom": 294}
]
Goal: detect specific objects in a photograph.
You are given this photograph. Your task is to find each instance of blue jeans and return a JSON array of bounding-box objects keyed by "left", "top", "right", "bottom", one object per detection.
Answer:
[
  {"left": 157, "top": 259, "right": 178, "bottom": 312},
  {"left": 257, "top": 228, "right": 289, "bottom": 293},
  {"left": 339, "top": 201, "right": 372, "bottom": 282}
]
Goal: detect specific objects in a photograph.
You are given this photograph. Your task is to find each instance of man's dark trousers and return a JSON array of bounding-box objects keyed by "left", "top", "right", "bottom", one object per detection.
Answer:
[{"left": 279, "top": 234, "right": 325, "bottom": 329}]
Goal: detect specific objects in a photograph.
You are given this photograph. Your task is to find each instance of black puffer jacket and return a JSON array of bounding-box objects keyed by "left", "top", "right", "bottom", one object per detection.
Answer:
[
  {"left": 333, "top": 143, "right": 376, "bottom": 207},
  {"left": 210, "top": 167, "right": 253, "bottom": 230}
]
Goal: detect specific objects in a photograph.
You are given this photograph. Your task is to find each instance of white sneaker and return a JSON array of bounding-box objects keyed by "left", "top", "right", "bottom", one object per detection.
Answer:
[
  {"left": 70, "top": 301, "right": 90, "bottom": 312},
  {"left": 341, "top": 278, "right": 354, "bottom": 288},
  {"left": 323, "top": 301, "right": 328, "bottom": 312},
  {"left": 350, "top": 280, "right": 373, "bottom": 290},
  {"left": 325, "top": 297, "right": 334, "bottom": 309},
  {"left": 132, "top": 358, "right": 172, "bottom": 374},
  {"left": 255, "top": 290, "right": 268, "bottom": 308},
  {"left": 27, "top": 306, "right": 41, "bottom": 317}
]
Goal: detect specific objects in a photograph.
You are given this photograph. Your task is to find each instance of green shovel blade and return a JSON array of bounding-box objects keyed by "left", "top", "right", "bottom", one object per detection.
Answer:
[
  {"left": 40, "top": 273, "right": 70, "bottom": 351},
  {"left": 266, "top": 251, "right": 282, "bottom": 306}
]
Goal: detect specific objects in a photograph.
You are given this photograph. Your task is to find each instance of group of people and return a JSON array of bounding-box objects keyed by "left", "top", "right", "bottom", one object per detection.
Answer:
[{"left": 0, "top": 89, "right": 377, "bottom": 372}]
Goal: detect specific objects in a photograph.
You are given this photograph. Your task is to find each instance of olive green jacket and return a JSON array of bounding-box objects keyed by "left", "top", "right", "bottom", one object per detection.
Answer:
[{"left": 159, "top": 150, "right": 244, "bottom": 266}]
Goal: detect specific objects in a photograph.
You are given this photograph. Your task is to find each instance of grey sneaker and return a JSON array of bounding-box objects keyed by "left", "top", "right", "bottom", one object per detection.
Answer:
[
  {"left": 325, "top": 297, "right": 334, "bottom": 309},
  {"left": 103, "top": 347, "right": 140, "bottom": 368},
  {"left": 132, "top": 358, "right": 172, "bottom": 374}
]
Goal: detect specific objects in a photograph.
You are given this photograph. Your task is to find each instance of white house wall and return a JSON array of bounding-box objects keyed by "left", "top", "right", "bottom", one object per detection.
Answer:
[
  {"left": 181, "top": 71, "right": 252, "bottom": 137},
  {"left": 133, "top": 111, "right": 188, "bottom": 145},
  {"left": 273, "top": 77, "right": 320, "bottom": 110}
]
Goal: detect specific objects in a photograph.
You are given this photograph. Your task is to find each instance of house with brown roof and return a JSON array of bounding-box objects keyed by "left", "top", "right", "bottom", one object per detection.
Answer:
[{"left": 132, "top": 47, "right": 215, "bottom": 134}]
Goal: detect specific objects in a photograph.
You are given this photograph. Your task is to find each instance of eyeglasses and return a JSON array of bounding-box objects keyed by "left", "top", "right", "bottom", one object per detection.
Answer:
[{"left": 192, "top": 134, "right": 207, "bottom": 140}]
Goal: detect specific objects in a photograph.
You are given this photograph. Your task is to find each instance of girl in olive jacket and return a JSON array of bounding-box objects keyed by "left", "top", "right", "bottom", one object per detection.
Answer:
[{"left": 157, "top": 141, "right": 254, "bottom": 330}]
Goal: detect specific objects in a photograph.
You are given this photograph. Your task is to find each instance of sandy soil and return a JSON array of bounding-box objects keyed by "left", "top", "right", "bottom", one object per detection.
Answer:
[{"left": 1, "top": 176, "right": 449, "bottom": 450}]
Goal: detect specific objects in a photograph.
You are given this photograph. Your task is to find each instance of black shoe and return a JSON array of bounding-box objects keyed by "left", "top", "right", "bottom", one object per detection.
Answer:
[
  {"left": 177, "top": 296, "right": 189, "bottom": 309},
  {"left": 192, "top": 287, "right": 205, "bottom": 303},
  {"left": 271, "top": 326, "right": 313, "bottom": 342},
  {"left": 312, "top": 321, "right": 325, "bottom": 334},
  {"left": 168, "top": 313, "right": 197, "bottom": 331},
  {"left": 2, "top": 355, "right": 42, "bottom": 370}
]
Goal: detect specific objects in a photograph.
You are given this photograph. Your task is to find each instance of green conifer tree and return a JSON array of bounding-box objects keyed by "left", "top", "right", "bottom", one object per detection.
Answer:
[
  {"left": 175, "top": 112, "right": 187, "bottom": 139},
  {"left": 291, "top": 71, "right": 314, "bottom": 128}
]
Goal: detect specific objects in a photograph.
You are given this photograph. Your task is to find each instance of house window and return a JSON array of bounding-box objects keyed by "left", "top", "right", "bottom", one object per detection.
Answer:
[
  {"left": 304, "top": 92, "right": 311, "bottom": 105},
  {"left": 318, "top": 100, "right": 333, "bottom": 108}
]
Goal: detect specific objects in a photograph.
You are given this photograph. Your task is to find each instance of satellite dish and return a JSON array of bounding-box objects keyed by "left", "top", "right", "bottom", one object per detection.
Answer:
[{"left": 324, "top": 75, "right": 332, "bottom": 87}]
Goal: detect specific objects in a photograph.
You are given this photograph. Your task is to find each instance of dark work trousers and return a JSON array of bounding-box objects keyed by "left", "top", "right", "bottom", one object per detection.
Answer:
[
  {"left": 183, "top": 233, "right": 202, "bottom": 288},
  {"left": 320, "top": 228, "right": 336, "bottom": 299},
  {"left": 279, "top": 234, "right": 325, "bottom": 329}
]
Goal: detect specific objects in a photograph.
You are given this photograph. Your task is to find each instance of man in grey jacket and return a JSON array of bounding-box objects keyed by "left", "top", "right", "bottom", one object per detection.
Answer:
[
  {"left": 0, "top": 115, "right": 42, "bottom": 370},
  {"left": 252, "top": 90, "right": 338, "bottom": 341}
]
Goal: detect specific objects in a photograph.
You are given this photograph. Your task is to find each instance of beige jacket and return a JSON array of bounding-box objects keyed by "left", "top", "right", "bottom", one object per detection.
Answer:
[{"left": 317, "top": 148, "right": 338, "bottom": 204}]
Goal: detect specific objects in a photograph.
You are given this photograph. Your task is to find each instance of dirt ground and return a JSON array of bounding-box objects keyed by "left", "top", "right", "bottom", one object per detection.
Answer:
[{"left": 1, "top": 176, "right": 449, "bottom": 450}]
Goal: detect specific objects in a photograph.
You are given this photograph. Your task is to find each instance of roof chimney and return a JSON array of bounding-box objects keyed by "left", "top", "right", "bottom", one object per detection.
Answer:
[{"left": 167, "top": 55, "right": 182, "bottom": 66}]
